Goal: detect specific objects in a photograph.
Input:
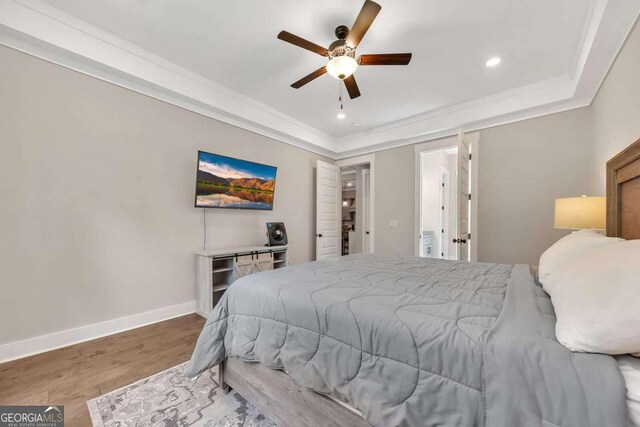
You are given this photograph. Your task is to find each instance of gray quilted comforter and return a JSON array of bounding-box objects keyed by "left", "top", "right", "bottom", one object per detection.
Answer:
[{"left": 186, "top": 255, "right": 626, "bottom": 427}]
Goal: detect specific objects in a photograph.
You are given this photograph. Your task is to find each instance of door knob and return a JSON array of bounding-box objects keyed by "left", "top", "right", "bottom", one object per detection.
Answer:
[
  {"left": 452, "top": 238, "right": 460, "bottom": 243},
  {"left": 317, "top": 234, "right": 323, "bottom": 237},
  {"left": 460, "top": 239, "right": 467, "bottom": 244}
]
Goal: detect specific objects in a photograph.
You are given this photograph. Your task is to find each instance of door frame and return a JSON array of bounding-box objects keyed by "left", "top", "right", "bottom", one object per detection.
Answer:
[
  {"left": 336, "top": 154, "right": 375, "bottom": 253},
  {"left": 362, "top": 168, "right": 371, "bottom": 253},
  {"left": 414, "top": 132, "right": 479, "bottom": 261},
  {"left": 439, "top": 167, "right": 450, "bottom": 259}
]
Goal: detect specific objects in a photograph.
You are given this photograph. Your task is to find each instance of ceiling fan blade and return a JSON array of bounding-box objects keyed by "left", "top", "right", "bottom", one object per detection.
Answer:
[
  {"left": 346, "top": 0, "right": 382, "bottom": 48},
  {"left": 291, "top": 66, "right": 327, "bottom": 89},
  {"left": 343, "top": 75, "right": 361, "bottom": 99},
  {"left": 277, "top": 31, "right": 328, "bottom": 56},
  {"left": 358, "top": 53, "right": 412, "bottom": 66}
]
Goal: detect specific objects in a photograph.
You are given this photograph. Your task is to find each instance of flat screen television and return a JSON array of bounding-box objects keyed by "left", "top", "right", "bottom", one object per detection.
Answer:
[{"left": 195, "top": 151, "right": 277, "bottom": 210}]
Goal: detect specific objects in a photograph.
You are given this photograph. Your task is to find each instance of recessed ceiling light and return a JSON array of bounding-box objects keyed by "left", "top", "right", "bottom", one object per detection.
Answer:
[
  {"left": 337, "top": 112, "right": 346, "bottom": 119},
  {"left": 486, "top": 57, "right": 501, "bottom": 67}
]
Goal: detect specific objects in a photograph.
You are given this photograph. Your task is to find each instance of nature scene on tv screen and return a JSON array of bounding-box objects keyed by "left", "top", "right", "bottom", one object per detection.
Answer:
[{"left": 196, "top": 152, "right": 277, "bottom": 210}]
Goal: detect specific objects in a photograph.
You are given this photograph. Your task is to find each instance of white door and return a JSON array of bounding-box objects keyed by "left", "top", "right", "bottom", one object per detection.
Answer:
[
  {"left": 316, "top": 160, "right": 340, "bottom": 259},
  {"left": 457, "top": 131, "right": 470, "bottom": 261},
  {"left": 363, "top": 169, "right": 371, "bottom": 253}
]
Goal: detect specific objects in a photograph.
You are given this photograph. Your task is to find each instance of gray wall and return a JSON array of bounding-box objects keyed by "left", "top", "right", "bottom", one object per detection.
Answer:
[
  {"left": 590, "top": 20, "right": 640, "bottom": 194},
  {"left": 0, "top": 46, "right": 328, "bottom": 346},
  {"left": 374, "top": 145, "right": 416, "bottom": 257},
  {"left": 476, "top": 108, "right": 593, "bottom": 264}
]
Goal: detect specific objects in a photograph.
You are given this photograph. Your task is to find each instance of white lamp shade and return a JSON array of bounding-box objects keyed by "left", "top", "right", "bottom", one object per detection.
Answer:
[
  {"left": 326, "top": 56, "right": 358, "bottom": 80},
  {"left": 554, "top": 196, "right": 606, "bottom": 230}
]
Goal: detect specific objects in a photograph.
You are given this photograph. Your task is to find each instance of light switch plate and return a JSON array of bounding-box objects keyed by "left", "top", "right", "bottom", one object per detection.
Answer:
[{"left": 388, "top": 220, "right": 399, "bottom": 228}]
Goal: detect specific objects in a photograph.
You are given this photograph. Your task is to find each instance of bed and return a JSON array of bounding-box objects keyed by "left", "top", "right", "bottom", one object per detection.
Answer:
[{"left": 186, "top": 137, "right": 640, "bottom": 427}]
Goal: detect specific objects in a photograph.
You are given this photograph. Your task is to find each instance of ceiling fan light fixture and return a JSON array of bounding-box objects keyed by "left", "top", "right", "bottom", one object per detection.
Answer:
[
  {"left": 337, "top": 112, "right": 346, "bottom": 119},
  {"left": 326, "top": 56, "right": 358, "bottom": 80}
]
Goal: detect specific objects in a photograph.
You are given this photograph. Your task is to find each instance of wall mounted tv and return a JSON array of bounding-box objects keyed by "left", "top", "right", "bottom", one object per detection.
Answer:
[{"left": 195, "top": 151, "right": 277, "bottom": 210}]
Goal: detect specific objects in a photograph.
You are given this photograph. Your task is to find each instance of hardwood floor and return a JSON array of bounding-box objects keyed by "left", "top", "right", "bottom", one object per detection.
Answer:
[{"left": 0, "top": 313, "right": 206, "bottom": 426}]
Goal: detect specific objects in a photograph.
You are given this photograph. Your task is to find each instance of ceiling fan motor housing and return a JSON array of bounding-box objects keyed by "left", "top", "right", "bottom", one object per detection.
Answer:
[
  {"left": 329, "top": 41, "right": 356, "bottom": 59},
  {"left": 335, "top": 25, "right": 349, "bottom": 40}
]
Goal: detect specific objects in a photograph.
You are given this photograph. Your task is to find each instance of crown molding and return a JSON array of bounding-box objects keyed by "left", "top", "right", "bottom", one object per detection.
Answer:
[
  {"left": 334, "top": 74, "right": 576, "bottom": 155},
  {"left": 0, "top": 0, "right": 338, "bottom": 157},
  {"left": 334, "top": 96, "right": 593, "bottom": 159},
  {"left": 1, "top": 0, "right": 638, "bottom": 160},
  {"left": 335, "top": 0, "right": 640, "bottom": 155}
]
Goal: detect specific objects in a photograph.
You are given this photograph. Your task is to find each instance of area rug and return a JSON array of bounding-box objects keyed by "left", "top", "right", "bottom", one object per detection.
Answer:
[{"left": 87, "top": 362, "right": 277, "bottom": 426}]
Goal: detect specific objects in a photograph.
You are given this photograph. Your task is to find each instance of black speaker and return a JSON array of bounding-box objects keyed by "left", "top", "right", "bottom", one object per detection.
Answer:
[{"left": 266, "top": 222, "right": 288, "bottom": 246}]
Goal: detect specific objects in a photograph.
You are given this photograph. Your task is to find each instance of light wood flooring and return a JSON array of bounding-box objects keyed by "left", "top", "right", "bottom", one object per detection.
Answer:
[{"left": 0, "top": 313, "right": 206, "bottom": 426}]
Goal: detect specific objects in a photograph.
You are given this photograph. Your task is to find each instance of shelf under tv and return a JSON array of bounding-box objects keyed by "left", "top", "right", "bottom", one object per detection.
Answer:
[
  {"left": 213, "top": 283, "right": 230, "bottom": 292},
  {"left": 196, "top": 246, "right": 289, "bottom": 316}
]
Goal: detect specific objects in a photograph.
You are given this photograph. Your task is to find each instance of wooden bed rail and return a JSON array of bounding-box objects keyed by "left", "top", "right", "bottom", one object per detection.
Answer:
[{"left": 220, "top": 358, "right": 370, "bottom": 427}]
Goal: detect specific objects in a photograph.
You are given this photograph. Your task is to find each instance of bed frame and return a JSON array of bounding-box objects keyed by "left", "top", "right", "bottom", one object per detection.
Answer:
[
  {"left": 607, "top": 137, "right": 640, "bottom": 238},
  {"left": 218, "top": 358, "right": 369, "bottom": 426},
  {"left": 216, "top": 137, "right": 640, "bottom": 427}
]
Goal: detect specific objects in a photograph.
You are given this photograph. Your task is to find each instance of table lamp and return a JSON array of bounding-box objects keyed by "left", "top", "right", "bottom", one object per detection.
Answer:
[{"left": 554, "top": 195, "right": 606, "bottom": 230}]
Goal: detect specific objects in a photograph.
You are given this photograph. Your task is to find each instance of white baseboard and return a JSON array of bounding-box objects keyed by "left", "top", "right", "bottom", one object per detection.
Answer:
[{"left": 0, "top": 300, "right": 197, "bottom": 364}]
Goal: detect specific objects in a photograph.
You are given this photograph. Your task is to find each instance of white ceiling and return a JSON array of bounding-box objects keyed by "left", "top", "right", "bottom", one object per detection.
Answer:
[
  {"left": 31, "top": 0, "right": 593, "bottom": 136},
  {"left": 1, "top": 0, "right": 639, "bottom": 157}
]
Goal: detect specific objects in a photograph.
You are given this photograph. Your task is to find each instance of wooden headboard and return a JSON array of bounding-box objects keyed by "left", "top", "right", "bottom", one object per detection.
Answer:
[{"left": 607, "top": 137, "right": 640, "bottom": 238}]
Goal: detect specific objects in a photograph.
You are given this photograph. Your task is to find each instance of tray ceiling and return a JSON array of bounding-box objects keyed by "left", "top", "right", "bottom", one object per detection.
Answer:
[{"left": 1, "top": 0, "right": 639, "bottom": 158}]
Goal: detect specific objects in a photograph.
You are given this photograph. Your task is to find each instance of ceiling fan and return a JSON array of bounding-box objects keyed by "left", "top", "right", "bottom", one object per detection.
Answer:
[{"left": 277, "top": 0, "right": 412, "bottom": 99}]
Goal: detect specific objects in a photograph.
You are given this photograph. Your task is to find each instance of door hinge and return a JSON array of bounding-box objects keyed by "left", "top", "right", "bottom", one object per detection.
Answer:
[
  {"left": 468, "top": 233, "right": 472, "bottom": 240},
  {"left": 468, "top": 194, "right": 471, "bottom": 201},
  {"left": 441, "top": 206, "right": 445, "bottom": 210},
  {"left": 469, "top": 153, "right": 472, "bottom": 160}
]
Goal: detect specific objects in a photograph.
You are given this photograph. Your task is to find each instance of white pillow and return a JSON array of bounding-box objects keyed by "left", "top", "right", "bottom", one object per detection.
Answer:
[
  {"left": 551, "top": 239, "right": 640, "bottom": 355},
  {"left": 616, "top": 355, "right": 640, "bottom": 427},
  {"left": 538, "top": 229, "right": 622, "bottom": 292}
]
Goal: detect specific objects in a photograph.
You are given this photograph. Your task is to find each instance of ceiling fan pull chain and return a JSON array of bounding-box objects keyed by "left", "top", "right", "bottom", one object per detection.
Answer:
[{"left": 336, "top": 84, "right": 346, "bottom": 119}]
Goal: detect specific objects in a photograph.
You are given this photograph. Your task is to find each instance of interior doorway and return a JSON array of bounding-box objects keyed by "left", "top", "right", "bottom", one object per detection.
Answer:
[
  {"left": 341, "top": 169, "right": 357, "bottom": 255},
  {"left": 335, "top": 154, "right": 375, "bottom": 256},
  {"left": 419, "top": 148, "right": 458, "bottom": 259},
  {"left": 339, "top": 164, "right": 371, "bottom": 255},
  {"left": 315, "top": 155, "right": 375, "bottom": 260},
  {"left": 414, "top": 131, "right": 478, "bottom": 261}
]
